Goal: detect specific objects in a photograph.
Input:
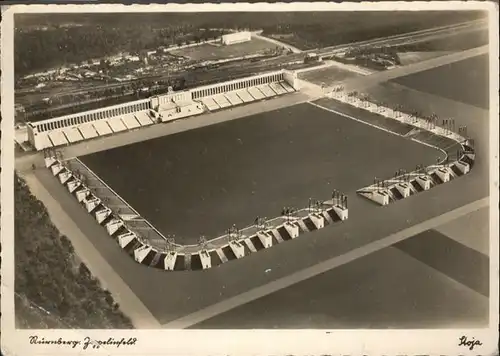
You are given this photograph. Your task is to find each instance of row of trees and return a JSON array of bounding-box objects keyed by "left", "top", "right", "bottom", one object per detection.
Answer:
[{"left": 14, "top": 174, "right": 133, "bottom": 329}]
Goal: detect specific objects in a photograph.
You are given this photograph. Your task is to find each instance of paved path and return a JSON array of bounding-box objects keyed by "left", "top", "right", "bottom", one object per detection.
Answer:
[
  {"left": 21, "top": 172, "right": 161, "bottom": 329},
  {"left": 162, "top": 197, "right": 488, "bottom": 329},
  {"left": 251, "top": 32, "right": 302, "bottom": 54}
]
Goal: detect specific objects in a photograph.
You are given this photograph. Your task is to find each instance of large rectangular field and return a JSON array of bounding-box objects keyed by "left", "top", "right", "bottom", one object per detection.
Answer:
[
  {"left": 169, "top": 38, "right": 275, "bottom": 61},
  {"left": 80, "top": 102, "right": 441, "bottom": 244}
]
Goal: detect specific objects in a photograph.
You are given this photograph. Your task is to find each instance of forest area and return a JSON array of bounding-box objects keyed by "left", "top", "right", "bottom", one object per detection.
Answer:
[
  {"left": 14, "top": 11, "right": 485, "bottom": 76},
  {"left": 14, "top": 174, "right": 133, "bottom": 329}
]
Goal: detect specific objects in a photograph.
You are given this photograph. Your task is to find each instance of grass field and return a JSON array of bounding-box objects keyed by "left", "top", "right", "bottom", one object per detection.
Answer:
[
  {"left": 80, "top": 102, "right": 440, "bottom": 244},
  {"left": 391, "top": 54, "right": 489, "bottom": 109},
  {"left": 169, "top": 38, "right": 276, "bottom": 61},
  {"left": 298, "top": 66, "right": 362, "bottom": 87}
]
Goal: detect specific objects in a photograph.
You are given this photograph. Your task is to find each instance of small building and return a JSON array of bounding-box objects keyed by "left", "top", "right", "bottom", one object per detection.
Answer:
[{"left": 221, "top": 31, "right": 251, "bottom": 46}]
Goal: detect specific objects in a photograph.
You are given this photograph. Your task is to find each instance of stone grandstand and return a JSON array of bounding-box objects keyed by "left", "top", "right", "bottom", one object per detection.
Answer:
[{"left": 26, "top": 70, "right": 300, "bottom": 151}]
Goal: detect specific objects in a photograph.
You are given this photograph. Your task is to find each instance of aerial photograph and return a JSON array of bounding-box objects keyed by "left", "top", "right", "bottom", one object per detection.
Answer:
[{"left": 12, "top": 10, "right": 491, "bottom": 330}]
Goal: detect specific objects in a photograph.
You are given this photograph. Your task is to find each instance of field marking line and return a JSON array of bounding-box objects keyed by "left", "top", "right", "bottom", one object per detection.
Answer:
[
  {"left": 74, "top": 157, "right": 169, "bottom": 243},
  {"left": 74, "top": 157, "right": 141, "bottom": 217},
  {"left": 308, "top": 101, "right": 405, "bottom": 138},
  {"left": 22, "top": 172, "right": 162, "bottom": 329},
  {"left": 162, "top": 197, "right": 489, "bottom": 329},
  {"left": 309, "top": 101, "right": 450, "bottom": 164}
]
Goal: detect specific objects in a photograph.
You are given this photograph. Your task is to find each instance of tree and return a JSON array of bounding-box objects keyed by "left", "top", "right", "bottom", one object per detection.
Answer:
[{"left": 15, "top": 174, "right": 133, "bottom": 329}]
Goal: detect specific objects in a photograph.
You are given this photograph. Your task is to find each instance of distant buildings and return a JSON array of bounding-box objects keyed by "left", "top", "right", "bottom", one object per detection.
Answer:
[{"left": 221, "top": 31, "right": 251, "bottom": 45}]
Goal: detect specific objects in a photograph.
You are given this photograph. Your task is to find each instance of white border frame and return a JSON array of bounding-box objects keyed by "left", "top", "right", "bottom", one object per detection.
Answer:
[{"left": 1, "top": 3, "right": 499, "bottom": 356}]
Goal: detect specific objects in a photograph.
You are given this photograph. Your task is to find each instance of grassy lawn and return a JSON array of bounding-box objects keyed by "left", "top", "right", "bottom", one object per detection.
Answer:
[{"left": 298, "top": 66, "right": 362, "bottom": 86}]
